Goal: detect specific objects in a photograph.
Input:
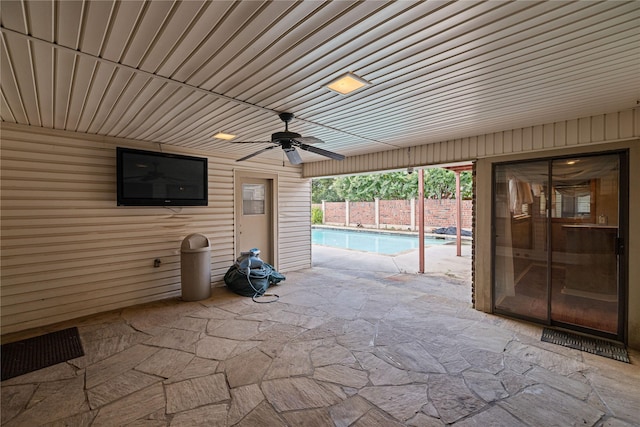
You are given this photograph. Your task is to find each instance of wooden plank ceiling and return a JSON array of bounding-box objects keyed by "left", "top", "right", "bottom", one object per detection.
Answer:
[{"left": 1, "top": 1, "right": 639, "bottom": 164}]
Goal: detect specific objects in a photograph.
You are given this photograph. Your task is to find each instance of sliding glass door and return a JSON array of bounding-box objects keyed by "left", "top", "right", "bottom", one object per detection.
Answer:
[
  {"left": 550, "top": 155, "right": 620, "bottom": 334},
  {"left": 493, "top": 153, "right": 624, "bottom": 339},
  {"left": 494, "top": 161, "right": 549, "bottom": 321}
]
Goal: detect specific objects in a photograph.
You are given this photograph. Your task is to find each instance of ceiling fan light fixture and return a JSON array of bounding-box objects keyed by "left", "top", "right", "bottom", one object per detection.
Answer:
[
  {"left": 213, "top": 132, "right": 236, "bottom": 140},
  {"left": 326, "top": 72, "right": 369, "bottom": 95}
]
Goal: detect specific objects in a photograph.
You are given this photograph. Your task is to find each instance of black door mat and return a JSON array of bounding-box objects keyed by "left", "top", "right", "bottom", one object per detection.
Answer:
[
  {"left": 1, "top": 327, "right": 84, "bottom": 381},
  {"left": 541, "top": 328, "right": 629, "bottom": 363}
]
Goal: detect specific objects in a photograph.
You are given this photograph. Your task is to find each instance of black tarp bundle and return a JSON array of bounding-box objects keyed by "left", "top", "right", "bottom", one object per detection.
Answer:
[
  {"left": 224, "top": 249, "right": 285, "bottom": 301},
  {"left": 433, "top": 226, "right": 472, "bottom": 237}
]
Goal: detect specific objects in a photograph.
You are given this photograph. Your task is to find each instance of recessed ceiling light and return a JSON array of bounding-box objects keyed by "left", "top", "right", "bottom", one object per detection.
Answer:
[
  {"left": 326, "top": 72, "right": 370, "bottom": 95},
  {"left": 214, "top": 132, "right": 236, "bottom": 140}
]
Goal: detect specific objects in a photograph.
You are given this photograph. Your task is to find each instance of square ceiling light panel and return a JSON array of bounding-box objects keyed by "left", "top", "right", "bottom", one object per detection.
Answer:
[
  {"left": 326, "top": 72, "right": 370, "bottom": 95},
  {"left": 214, "top": 132, "right": 237, "bottom": 140}
]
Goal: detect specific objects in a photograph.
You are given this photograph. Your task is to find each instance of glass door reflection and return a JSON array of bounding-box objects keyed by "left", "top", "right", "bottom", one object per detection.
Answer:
[
  {"left": 494, "top": 161, "right": 550, "bottom": 321},
  {"left": 551, "top": 155, "right": 619, "bottom": 334}
]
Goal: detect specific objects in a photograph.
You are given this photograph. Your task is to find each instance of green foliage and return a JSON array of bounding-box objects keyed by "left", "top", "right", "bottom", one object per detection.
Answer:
[
  {"left": 311, "top": 169, "right": 472, "bottom": 202},
  {"left": 423, "top": 168, "right": 452, "bottom": 199},
  {"left": 333, "top": 172, "right": 418, "bottom": 202},
  {"left": 311, "top": 178, "right": 341, "bottom": 203},
  {"left": 420, "top": 169, "right": 473, "bottom": 199},
  {"left": 459, "top": 171, "right": 473, "bottom": 199},
  {"left": 311, "top": 207, "right": 323, "bottom": 224}
]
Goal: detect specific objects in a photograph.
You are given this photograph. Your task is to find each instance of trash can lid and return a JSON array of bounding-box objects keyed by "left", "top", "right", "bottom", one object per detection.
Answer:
[{"left": 181, "top": 233, "right": 211, "bottom": 252}]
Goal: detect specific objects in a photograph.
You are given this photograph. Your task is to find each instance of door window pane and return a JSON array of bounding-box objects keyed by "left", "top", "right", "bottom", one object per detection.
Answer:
[{"left": 243, "top": 184, "right": 265, "bottom": 215}]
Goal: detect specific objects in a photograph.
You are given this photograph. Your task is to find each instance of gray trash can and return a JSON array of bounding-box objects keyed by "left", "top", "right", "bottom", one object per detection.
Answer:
[{"left": 180, "top": 233, "right": 211, "bottom": 301}]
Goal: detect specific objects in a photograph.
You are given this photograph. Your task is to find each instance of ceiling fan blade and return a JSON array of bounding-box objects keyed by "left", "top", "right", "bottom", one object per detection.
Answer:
[
  {"left": 284, "top": 147, "right": 303, "bottom": 165},
  {"left": 231, "top": 140, "right": 272, "bottom": 144},
  {"left": 296, "top": 142, "right": 345, "bottom": 161},
  {"left": 293, "top": 136, "right": 324, "bottom": 144},
  {"left": 236, "top": 145, "right": 277, "bottom": 162}
]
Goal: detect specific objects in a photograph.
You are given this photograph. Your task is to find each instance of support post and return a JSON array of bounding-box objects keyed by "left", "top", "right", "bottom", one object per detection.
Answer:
[
  {"left": 418, "top": 169, "right": 425, "bottom": 273},
  {"left": 345, "top": 200, "right": 349, "bottom": 227},
  {"left": 410, "top": 198, "right": 416, "bottom": 231},
  {"left": 456, "top": 170, "right": 462, "bottom": 257},
  {"left": 375, "top": 198, "right": 380, "bottom": 229},
  {"left": 445, "top": 165, "right": 472, "bottom": 256},
  {"left": 321, "top": 200, "right": 326, "bottom": 224}
]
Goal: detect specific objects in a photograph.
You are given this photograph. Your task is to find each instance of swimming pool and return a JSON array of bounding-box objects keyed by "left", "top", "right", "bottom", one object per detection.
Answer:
[{"left": 312, "top": 227, "right": 451, "bottom": 255}]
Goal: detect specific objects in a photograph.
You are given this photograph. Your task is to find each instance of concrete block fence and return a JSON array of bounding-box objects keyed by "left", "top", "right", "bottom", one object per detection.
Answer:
[{"left": 313, "top": 199, "right": 472, "bottom": 230}]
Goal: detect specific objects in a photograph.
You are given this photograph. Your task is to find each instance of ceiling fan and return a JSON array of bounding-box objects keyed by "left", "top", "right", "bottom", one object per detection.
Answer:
[{"left": 234, "top": 112, "right": 345, "bottom": 164}]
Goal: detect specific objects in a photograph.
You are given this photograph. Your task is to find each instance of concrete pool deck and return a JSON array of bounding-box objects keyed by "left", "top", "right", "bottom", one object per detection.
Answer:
[{"left": 313, "top": 240, "right": 472, "bottom": 283}]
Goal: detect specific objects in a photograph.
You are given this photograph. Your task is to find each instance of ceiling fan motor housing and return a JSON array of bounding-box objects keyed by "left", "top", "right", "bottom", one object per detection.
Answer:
[
  {"left": 272, "top": 112, "right": 301, "bottom": 142},
  {"left": 272, "top": 131, "right": 301, "bottom": 142}
]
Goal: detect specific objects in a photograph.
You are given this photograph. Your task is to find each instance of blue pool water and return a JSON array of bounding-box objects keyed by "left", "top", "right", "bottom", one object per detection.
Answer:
[{"left": 312, "top": 228, "right": 450, "bottom": 255}]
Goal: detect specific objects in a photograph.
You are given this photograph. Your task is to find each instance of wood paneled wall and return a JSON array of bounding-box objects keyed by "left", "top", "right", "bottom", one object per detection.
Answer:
[
  {"left": 0, "top": 124, "right": 310, "bottom": 335},
  {"left": 303, "top": 109, "right": 640, "bottom": 177}
]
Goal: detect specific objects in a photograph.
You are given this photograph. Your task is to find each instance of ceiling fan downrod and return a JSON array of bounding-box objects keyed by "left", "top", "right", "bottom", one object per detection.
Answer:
[{"left": 279, "top": 112, "right": 295, "bottom": 131}]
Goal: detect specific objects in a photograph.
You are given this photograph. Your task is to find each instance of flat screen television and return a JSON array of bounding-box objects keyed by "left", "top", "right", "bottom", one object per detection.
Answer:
[{"left": 116, "top": 147, "right": 208, "bottom": 206}]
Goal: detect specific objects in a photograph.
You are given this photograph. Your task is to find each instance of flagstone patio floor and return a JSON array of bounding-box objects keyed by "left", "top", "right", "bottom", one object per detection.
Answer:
[{"left": 2, "top": 248, "right": 639, "bottom": 426}]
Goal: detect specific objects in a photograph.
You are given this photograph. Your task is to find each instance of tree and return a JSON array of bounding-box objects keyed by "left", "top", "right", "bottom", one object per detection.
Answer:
[
  {"left": 459, "top": 171, "right": 473, "bottom": 199},
  {"left": 414, "top": 169, "right": 472, "bottom": 199},
  {"left": 331, "top": 172, "right": 419, "bottom": 201},
  {"left": 312, "top": 169, "right": 472, "bottom": 202},
  {"left": 311, "top": 178, "right": 341, "bottom": 203},
  {"left": 422, "top": 168, "right": 455, "bottom": 199}
]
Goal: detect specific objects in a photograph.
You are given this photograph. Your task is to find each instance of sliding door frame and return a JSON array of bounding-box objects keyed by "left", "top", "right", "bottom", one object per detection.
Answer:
[{"left": 491, "top": 149, "right": 628, "bottom": 342}]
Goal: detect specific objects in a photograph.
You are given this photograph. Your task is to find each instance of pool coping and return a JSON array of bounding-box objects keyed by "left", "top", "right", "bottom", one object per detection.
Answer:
[{"left": 312, "top": 224, "right": 473, "bottom": 242}]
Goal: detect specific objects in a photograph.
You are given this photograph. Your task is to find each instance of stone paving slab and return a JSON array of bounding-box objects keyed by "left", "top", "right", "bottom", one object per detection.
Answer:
[
  {"left": 498, "top": 384, "right": 604, "bottom": 426},
  {"left": 262, "top": 377, "right": 342, "bottom": 412},
  {"left": 87, "top": 369, "right": 160, "bottom": 409},
  {"left": 91, "top": 383, "right": 165, "bottom": 426},
  {"left": 227, "top": 384, "right": 264, "bottom": 425},
  {"left": 3, "top": 375, "right": 88, "bottom": 427},
  {"left": 85, "top": 344, "right": 158, "bottom": 389},
  {"left": 165, "top": 373, "right": 229, "bottom": 414},
  {"left": 359, "top": 384, "right": 428, "bottom": 421},
  {"left": 169, "top": 404, "right": 228, "bottom": 427},
  {"left": 1, "top": 249, "right": 639, "bottom": 426}
]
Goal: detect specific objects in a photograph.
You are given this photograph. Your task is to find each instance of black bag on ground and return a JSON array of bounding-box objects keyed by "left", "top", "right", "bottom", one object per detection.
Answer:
[
  {"left": 433, "top": 226, "right": 472, "bottom": 237},
  {"left": 224, "top": 249, "right": 285, "bottom": 297}
]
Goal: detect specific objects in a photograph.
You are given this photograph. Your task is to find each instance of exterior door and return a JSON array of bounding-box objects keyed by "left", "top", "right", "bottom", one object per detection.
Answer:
[
  {"left": 493, "top": 152, "right": 625, "bottom": 340},
  {"left": 236, "top": 174, "right": 274, "bottom": 265}
]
